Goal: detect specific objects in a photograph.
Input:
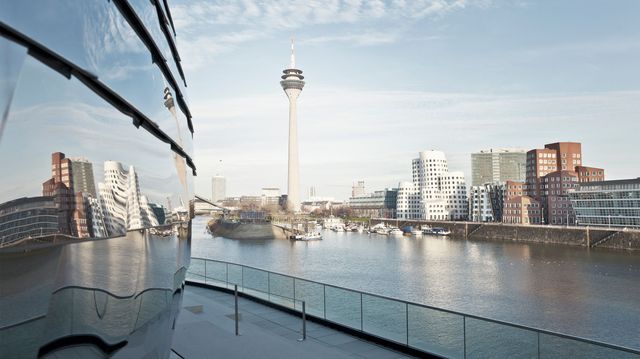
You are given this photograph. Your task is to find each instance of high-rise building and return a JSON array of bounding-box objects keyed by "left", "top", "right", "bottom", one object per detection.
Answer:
[
  {"left": 212, "top": 175, "right": 226, "bottom": 203},
  {"left": 352, "top": 181, "right": 366, "bottom": 198},
  {"left": 69, "top": 157, "right": 97, "bottom": 197},
  {"left": 543, "top": 170, "right": 579, "bottom": 225},
  {"left": 471, "top": 148, "right": 526, "bottom": 186},
  {"left": 397, "top": 150, "right": 468, "bottom": 220},
  {"left": 524, "top": 142, "right": 605, "bottom": 224},
  {"left": 308, "top": 186, "right": 316, "bottom": 200},
  {"left": 280, "top": 39, "right": 305, "bottom": 212}
]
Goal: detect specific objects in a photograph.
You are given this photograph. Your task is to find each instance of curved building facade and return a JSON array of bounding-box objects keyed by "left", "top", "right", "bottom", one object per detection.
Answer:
[
  {"left": 398, "top": 150, "right": 468, "bottom": 220},
  {"left": 1, "top": 1, "right": 195, "bottom": 358}
]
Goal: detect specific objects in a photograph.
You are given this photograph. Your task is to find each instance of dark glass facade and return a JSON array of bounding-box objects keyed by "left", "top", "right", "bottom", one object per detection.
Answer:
[{"left": 1, "top": 1, "right": 194, "bottom": 357}]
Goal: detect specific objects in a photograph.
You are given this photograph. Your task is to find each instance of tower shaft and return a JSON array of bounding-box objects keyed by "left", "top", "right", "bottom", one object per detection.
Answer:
[
  {"left": 287, "top": 91, "right": 300, "bottom": 212},
  {"left": 280, "top": 39, "right": 305, "bottom": 213}
]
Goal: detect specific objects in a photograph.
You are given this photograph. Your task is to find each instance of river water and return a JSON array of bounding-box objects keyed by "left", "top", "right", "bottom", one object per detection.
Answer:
[{"left": 190, "top": 216, "right": 640, "bottom": 350}]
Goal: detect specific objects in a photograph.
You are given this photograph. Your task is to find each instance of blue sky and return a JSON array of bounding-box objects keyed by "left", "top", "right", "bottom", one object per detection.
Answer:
[{"left": 172, "top": 0, "right": 640, "bottom": 200}]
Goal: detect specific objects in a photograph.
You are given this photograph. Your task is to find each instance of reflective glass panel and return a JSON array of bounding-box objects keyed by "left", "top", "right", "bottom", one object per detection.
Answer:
[
  {"left": 539, "top": 333, "right": 639, "bottom": 359},
  {"left": 464, "top": 317, "right": 538, "bottom": 358},
  {"left": 292, "top": 279, "right": 325, "bottom": 318},
  {"left": 242, "top": 267, "right": 268, "bottom": 300},
  {"left": 204, "top": 260, "right": 227, "bottom": 287},
  {"left": 325, "top": 286, "right": 361, "bottom": 330},
  {"left": 362, "top": 294, "right": 407, "bottom": 344},
  {"left": 408, "top": 304, "right": 464, "bottom": 358},
  {"left": 268, "top": 273, "right": 295, "bottom": 309}
]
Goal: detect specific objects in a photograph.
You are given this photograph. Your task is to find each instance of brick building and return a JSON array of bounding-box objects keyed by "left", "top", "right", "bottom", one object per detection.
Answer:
[
  {"left": 523, "top": 142, "right": 605, "bottom": 224},
  {"left": 503, "top": 196, "right": 542, "bottom": 224}
]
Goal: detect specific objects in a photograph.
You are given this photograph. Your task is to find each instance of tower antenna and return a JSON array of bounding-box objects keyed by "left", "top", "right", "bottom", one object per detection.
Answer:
[{"left": 290, "top": 36, "right": 296, "bottom": 69}]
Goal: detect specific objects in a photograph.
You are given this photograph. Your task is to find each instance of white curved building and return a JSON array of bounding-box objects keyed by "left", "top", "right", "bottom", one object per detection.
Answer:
[
  {"left": 398, "top": 150, "right": 468, "bottom": 220},
  {"left": 98, "top": 161, "right": 158, "bottom": 236}
]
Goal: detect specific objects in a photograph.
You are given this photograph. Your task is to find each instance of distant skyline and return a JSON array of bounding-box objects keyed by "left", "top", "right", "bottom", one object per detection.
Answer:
[{"left": 173, "top": 0, "right": 640, "bottom": 200}]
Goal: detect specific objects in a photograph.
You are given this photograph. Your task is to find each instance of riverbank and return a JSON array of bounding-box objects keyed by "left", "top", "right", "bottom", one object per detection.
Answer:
[
  {"left": 372, "top": 219, "right": 640, "bottom": 251},
  {"left": 207, "top": 219, "right": 289, "bottom": 240}
]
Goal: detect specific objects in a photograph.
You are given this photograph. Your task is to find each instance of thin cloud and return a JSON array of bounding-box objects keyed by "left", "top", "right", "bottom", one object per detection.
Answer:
[{"left": 172, "top": 0, "right": 490, "bottom": 70}]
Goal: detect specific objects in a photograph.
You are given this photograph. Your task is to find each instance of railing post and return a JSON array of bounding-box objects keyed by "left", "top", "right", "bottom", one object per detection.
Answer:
[
  {"left": 360, "top": 293, "right": 363, "bottom": 331},
  {"left": 323, "top": 285, "right": 326, "bottom": 319},
  {"left": 234, "top": 284, "right": 239, "bottom": 336},
  {"left": 293, "top": 278, "right": 296, "bottom": 310},
  {"left": 267, "top": 272, "right": 271, "bottom": 302},
  {"left": 405, "top": 302, "right": 409, "bottom": 346},
  {"left": 537, "top": 331, "right": 540, "bottom": 358},
  {"left": 226, "top": 262, "right": 229, "bottom": 289},
  {"left": 298, "top": 301, "right": 306, "bottom": 341},
  {"left": 204, "top": 260, "right": 207, "bottom": 283},
  {"left": 463, "top": 316, "right": 466, "bottom": 359}
]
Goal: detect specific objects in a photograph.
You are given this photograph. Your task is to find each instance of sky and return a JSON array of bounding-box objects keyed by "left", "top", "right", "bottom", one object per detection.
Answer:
[{"left": 171, "top": 0, "right": 640, "bottom": 200}]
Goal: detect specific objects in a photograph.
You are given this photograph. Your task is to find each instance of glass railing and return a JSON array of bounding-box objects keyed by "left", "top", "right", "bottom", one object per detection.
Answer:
[{"left": 187, "top": 257, "right": 640, "bottom": 359}]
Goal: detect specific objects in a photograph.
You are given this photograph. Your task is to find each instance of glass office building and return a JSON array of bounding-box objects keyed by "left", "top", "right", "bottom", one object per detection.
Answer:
[
  {"left": 569, "top": 178, "right": 640, "bottom": 228},
  {"left": 1, "top": 1, "right": 195, "bottom": 357}
]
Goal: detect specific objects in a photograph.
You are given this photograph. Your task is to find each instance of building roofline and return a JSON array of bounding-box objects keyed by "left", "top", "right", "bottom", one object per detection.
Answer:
[{"left": 578, "top": 178, "right": 640, "bottom": 187}]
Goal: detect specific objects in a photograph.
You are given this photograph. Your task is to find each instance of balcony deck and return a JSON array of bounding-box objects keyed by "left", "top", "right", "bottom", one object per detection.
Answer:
[{"left": 171, "top": 284, "right": 416, "bottom": 359}]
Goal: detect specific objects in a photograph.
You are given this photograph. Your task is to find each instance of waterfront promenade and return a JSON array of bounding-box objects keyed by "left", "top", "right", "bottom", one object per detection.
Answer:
[
  {"left": 192, "top": 216, "right": 640, "bottom": 350},
  {"left": 173, "top": 285, "right": 414, "bottom": 358}
]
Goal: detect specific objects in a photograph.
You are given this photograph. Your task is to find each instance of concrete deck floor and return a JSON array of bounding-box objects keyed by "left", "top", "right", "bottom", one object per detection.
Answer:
[{"left": 171, "top": 285, "right": 418, "bottom": 359}]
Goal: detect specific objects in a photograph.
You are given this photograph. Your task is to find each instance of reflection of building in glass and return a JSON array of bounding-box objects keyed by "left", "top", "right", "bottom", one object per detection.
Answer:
[
  {"left": 149, "top": 202, "right": 167, "bottom": 225},
  {"left": 98, "top": 161, "right": 158, "bottom": 235},
  {"left": 42, "top": 152, "right": 78, "bottom": 236},
  {"left": 0, "top": 197, "right": 58, "bottom": 246},
  {"left": 87, "top": 196, "right": 108, "bottom": 238},
  {"left": 569, "top": 178, "right": 640, "bottom": 228},
  {"left": 212, "top": 175, "right": 226, "bottom": 202},
  {"left": 69, "top": 157, "right": 97, "bottom": 197}
]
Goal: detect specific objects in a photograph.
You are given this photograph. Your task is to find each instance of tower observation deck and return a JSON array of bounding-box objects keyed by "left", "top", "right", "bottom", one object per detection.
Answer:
[{"left": 280, "top": 39, "right": 305, "bottom": 212}]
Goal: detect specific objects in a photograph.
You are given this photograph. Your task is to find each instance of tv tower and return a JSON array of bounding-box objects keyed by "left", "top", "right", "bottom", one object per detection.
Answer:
[{"left": 280, "top": 38, "right": 305, "bottom": 212}]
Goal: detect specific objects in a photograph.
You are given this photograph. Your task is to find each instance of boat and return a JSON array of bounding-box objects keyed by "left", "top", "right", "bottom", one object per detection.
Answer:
[
  {"left": 432, "top": 227, "right": 451, "bottom": 235},
  {"left": 297, "top": 232, "right": 322, "bottom": 241},
  {"left": 423, "top": 226, "right": 451, "bottom": 236},
  {"left": 389, "top": 227, "right": 404, "bottom": 236},
  {"left": 375, "top": 227, "right": 390, "bottom": 235},
  {"left": 411, "top": 229, "right": 423, "bottom": 236}
]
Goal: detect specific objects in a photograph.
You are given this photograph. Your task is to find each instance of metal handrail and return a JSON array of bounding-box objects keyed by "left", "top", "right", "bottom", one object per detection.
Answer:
[{"left": 189, "top": 256, "right": 640, "bottom": 355}]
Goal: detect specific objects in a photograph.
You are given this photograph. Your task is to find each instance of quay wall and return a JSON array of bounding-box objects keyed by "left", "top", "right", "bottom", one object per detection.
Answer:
[
  {"left": 372, "top": 219, "right": 640, "bottom": 251},
  {"left": 208, "top": 219, "right": 288, "bottom": 240}
]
